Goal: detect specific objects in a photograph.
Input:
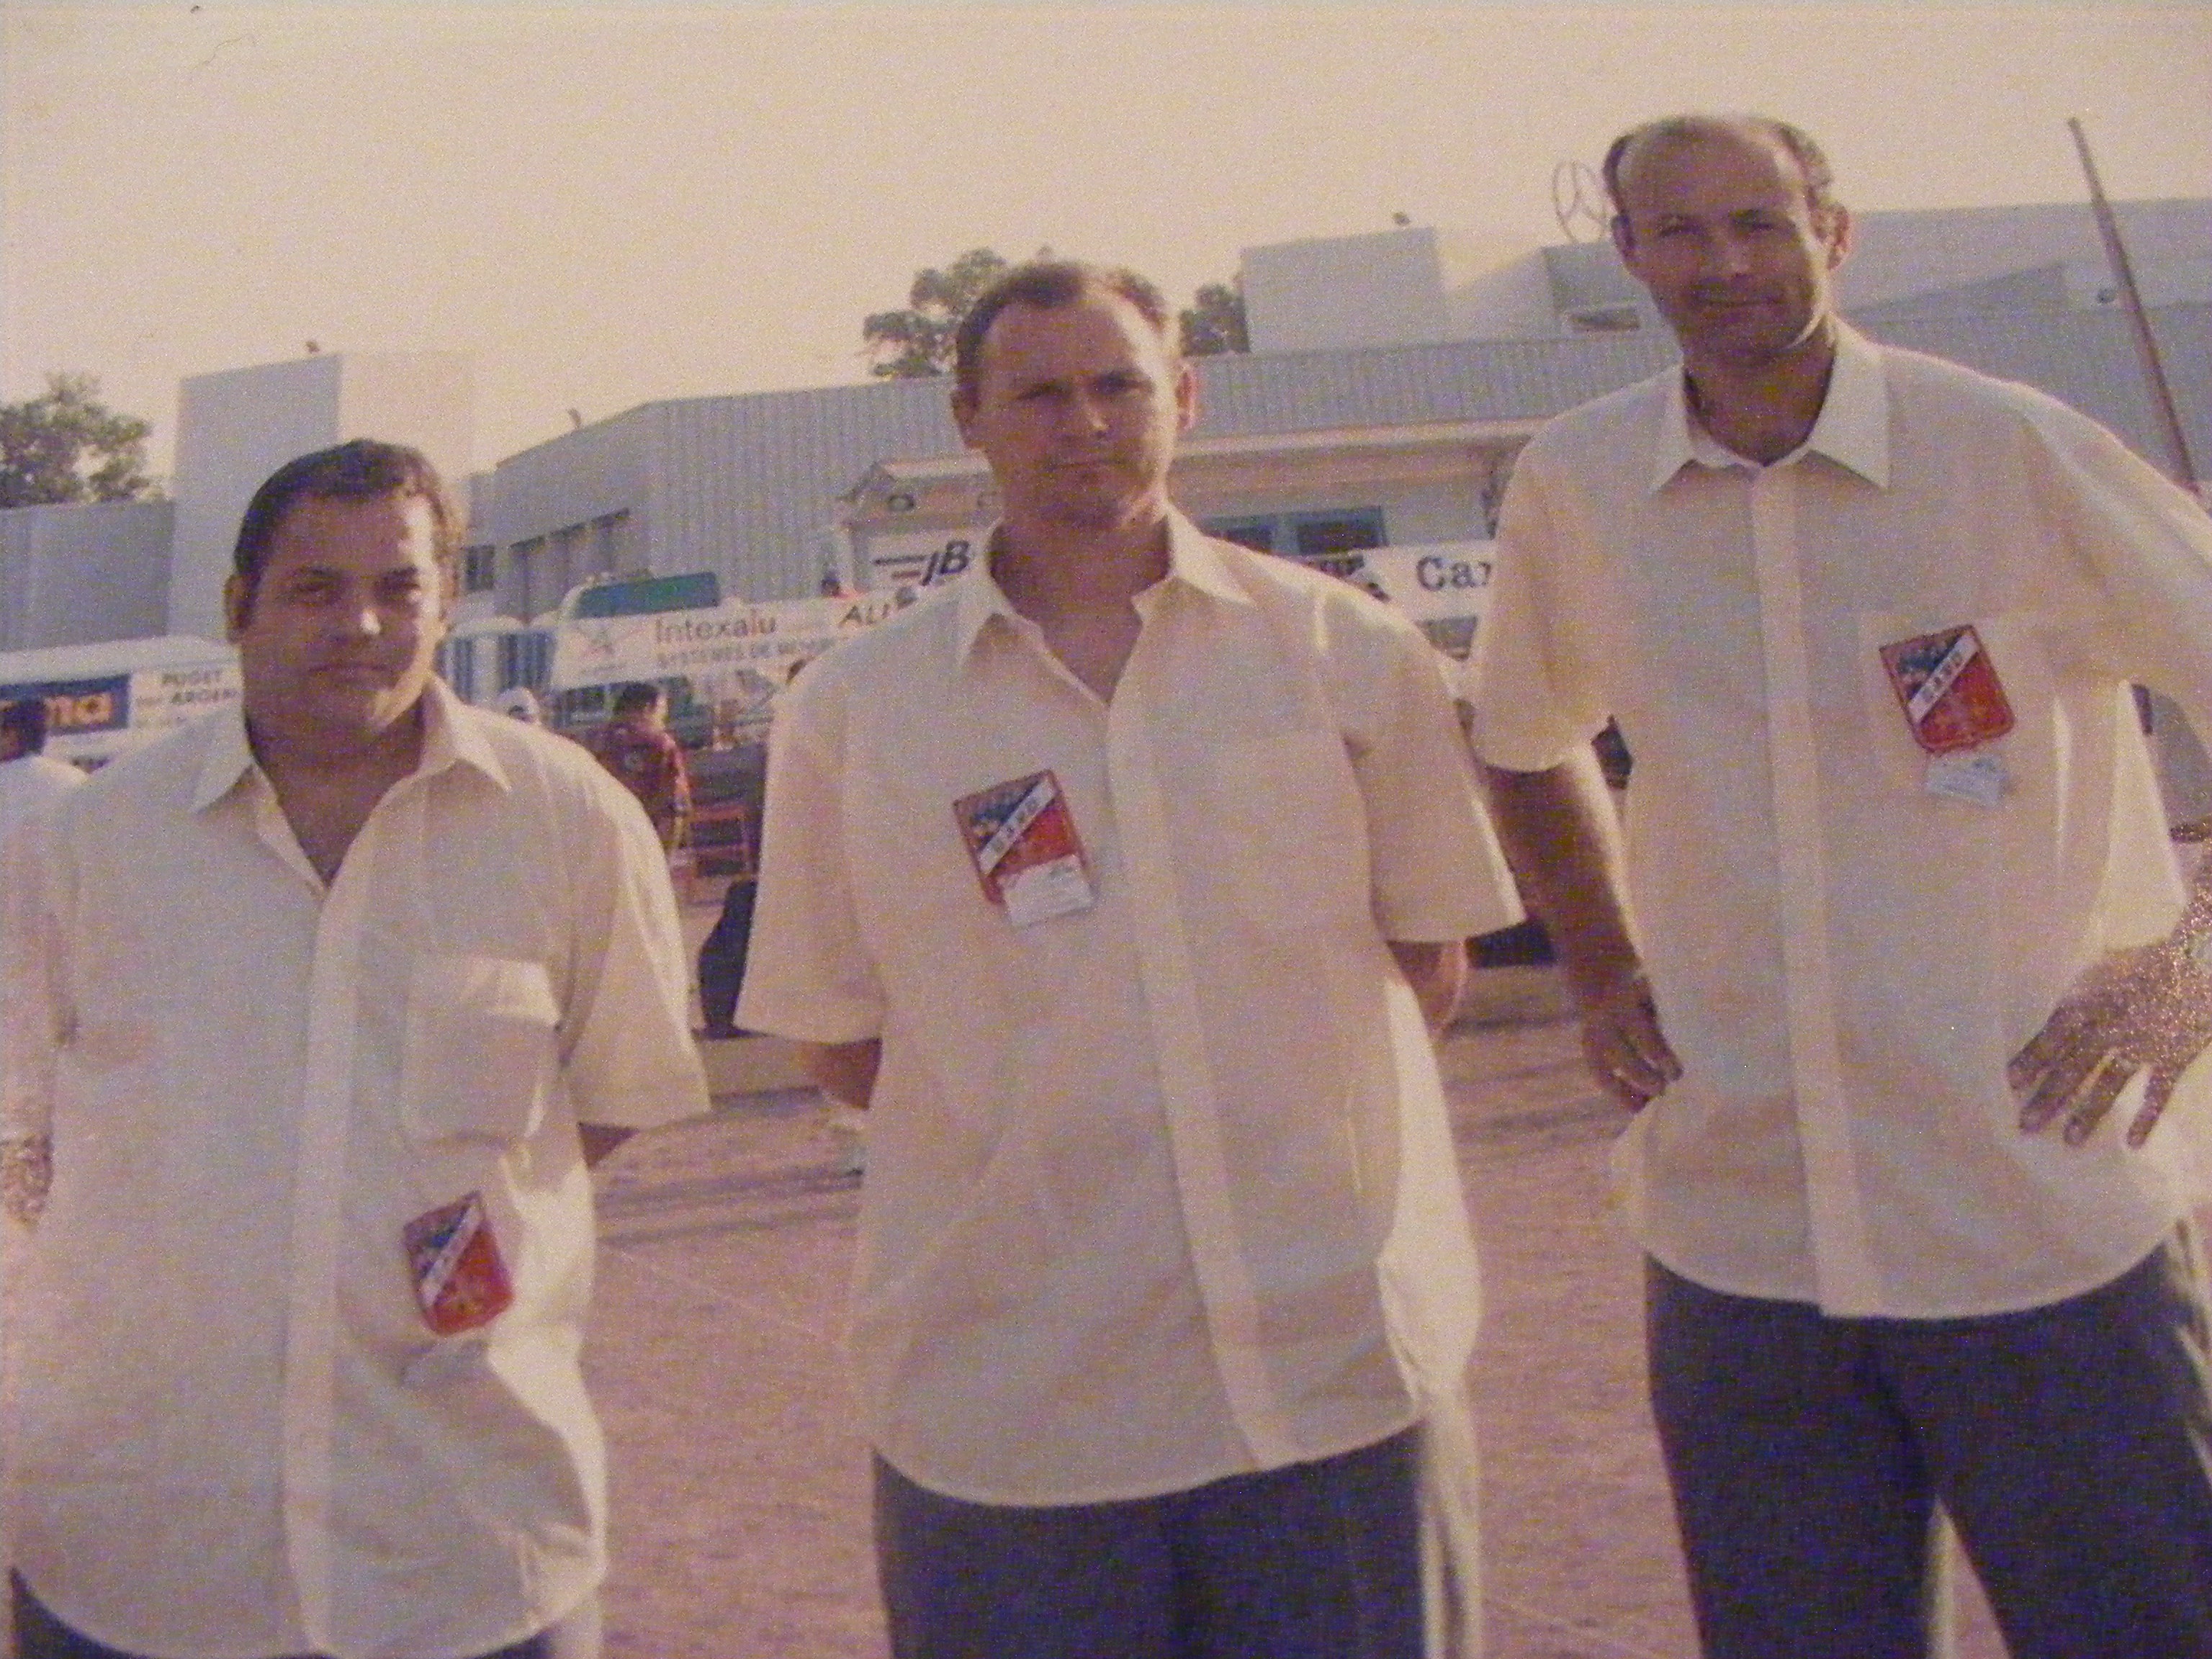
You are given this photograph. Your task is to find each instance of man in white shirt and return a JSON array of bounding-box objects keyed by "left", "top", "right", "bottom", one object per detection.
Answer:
[
  {"left": 0, "top": 700, "right": 82, "bottom": 848},
  {"left": 739, "top": 261, "right": 1519, "bottom": 1658},
  {"left": 1, "top": 439, "right": 709, "bottom": 1659},
  {"left": 1470, "top": 114, "right": 2212, "bottom": 1658}
]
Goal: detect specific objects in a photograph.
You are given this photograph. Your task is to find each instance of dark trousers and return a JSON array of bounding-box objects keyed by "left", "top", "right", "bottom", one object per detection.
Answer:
[
  {"left": 873, "top": 1426, "right": 1424, "bottom": 1659},
  {"left": 12, "top": 1573, "right": 562, "bottom": 1659},
  {"left": 1647, "top": 1230, "right": 2212, "bottom": 1659}
]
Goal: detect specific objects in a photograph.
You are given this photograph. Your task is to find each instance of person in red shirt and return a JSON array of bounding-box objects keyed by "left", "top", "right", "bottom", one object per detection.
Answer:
[{"left": 590, "top": 682, "right": 690, "bottom": 852}]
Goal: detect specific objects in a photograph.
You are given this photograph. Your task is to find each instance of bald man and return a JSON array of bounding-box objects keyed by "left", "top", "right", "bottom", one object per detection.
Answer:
[{"left": 1469, "top": 114, "right": 2212, "bottom": 1658}]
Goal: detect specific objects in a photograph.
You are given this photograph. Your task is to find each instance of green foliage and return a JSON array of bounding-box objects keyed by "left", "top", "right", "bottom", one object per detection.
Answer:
[
  {"left": 863, "top": 253, "right": 1253, "bottom": 379},
  {"left": 863, "top": 248, "right": 1013, "bottom": 379},
  {"left": 1179, "top": 282, "right": 1249, "bottom": 357},
  {"left": 0, "top": 374, "right": 158, "bottom": 508}
]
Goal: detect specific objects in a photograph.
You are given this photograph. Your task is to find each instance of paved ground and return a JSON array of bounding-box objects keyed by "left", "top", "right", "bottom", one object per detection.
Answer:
[{"left": 583, "top": 957, "right": 2013, "bottom": 1658}]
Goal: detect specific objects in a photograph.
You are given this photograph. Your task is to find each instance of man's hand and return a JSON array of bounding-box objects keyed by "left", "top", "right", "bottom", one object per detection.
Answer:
[
  {"left": 2010, "top": 935, "right": 2212, "bottom": 1148},
  {"left": 802, "top": 1038, "right": 882, "bottom": 1110},
  {"left": 1578, "top": 971, "right": 1682, "bottom": 1112}
]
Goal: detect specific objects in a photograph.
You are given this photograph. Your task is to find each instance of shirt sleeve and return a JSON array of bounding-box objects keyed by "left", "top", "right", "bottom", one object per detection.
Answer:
[
  {"left": 1334, "top": 598, "right": 1524, "bottom": 943},
  {"left": 555, "top": 768, "right": 710, "bottom": 1130},
  {"left": 736, "top": 675, "right": 888, "bottom": 1044},
  {"left": 1465, "top": 441, "right": 1617, "bottom": 772},
  {"left": 2028, "top": 398, "right": 2212, "bottom": 747},
  {"left": 1, "top": 813, "right": 66, "bottom": 1222}
]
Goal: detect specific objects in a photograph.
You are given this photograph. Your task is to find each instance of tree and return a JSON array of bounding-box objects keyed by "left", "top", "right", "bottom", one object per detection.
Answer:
[
  {"left": 862, "top": 248, "right": 1013, "bottom": 379},
  {"left": 864, "top": 252, "right": 1252, "bottom": 379},
  {"left": 0, "top": 374, "right": 158, "bottom": 508},
  {"left": 1179, "top": 282, "right": 1249, "bottom": 357}
]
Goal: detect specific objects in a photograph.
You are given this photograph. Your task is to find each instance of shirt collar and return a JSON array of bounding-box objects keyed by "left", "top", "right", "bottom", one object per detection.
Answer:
[
  {"left": 950, "top": 507, "right": 1249, "bottom": 665},
  {"left": 189, "top": 675, "right": 509, "bottom": 814},
  {"left": 1648, "top": 321, "right": 1892, "bottom": 493}
]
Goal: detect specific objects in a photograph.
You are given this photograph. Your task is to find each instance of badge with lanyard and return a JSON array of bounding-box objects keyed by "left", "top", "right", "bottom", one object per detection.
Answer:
[
  {"left": 1879, "top": 624, "right": 2015, "bottom": 806},
  {"left": 953, "top": 770, "right": 1097, "bottom": 927}
]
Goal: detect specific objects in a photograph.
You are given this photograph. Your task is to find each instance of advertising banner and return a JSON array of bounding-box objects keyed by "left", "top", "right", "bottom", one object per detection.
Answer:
[
  {"left": 551, "top": 591, "right": 912, "bottom": 695},
  {"left": 0, "top": 659, "right": 240, "bottom": 767}
]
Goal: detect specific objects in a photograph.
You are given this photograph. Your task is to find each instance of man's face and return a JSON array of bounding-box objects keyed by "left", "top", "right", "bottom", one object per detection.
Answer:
[
  {"left": 953, "top": 288, "right": 1196, "bottom": 535},
  {"left": 1611, "top": 125, "right": 1850, "bottom": 369},
  {"left": 225, "top": 491, "right": 449, "bottom": 753}
]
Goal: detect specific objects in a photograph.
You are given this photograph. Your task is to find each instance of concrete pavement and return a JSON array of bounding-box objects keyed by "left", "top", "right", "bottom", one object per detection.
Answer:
[{"left": 585, "top": 960, "right": 2010, "bottom": 1656}]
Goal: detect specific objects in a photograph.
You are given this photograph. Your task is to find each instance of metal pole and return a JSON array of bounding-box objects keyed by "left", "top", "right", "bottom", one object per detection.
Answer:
[{"left": 2067, "top": 116, "right": 2200, "bottom": 490}]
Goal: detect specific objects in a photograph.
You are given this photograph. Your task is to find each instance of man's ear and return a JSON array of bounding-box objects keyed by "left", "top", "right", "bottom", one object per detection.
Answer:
[
  {"left": 222, "top": 572, "right": 251, "bottom": 643},
  {"left": 950, "top": 387, "right": 979, "bottom": 449},
  {"left": 1174, "top": 360, "right": 1199, "bottom": 435},
  {"left": 1820, "top": 202, "right": 1853, "bottom": 272},
  {"left": 1609, "top": 212, "right": 1639, "bottom": 270}
]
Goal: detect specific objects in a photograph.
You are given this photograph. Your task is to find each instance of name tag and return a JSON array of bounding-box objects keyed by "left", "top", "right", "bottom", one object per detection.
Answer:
[
  {"left": 953, "top": 770, "right": 1096, "bottom": 927},
  {"left": 1880, "top": 625, "right": 2014, "bottom": 806}
]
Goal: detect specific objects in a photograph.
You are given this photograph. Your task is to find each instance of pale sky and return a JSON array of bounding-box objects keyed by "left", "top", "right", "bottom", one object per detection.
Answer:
[{"left": 5, "top": 1, "right": 2209, "bottom": 476}]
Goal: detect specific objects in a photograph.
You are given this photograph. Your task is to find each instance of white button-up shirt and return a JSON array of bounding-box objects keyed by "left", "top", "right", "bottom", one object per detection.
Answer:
[
  {"left": 1, "top": 680, "right": 708, "bottom": 1659},
  {"left": 0, "top": 754, "right": 82, "bottom": 850},
  {"left": 742, "top": 516, "right": 1518, "bottom": 1511},
  {"left": 1472, "top": 325, "right": 2212, "bottom": 1318}
]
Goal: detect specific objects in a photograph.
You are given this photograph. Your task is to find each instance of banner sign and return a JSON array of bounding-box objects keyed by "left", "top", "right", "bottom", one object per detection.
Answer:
[
  {"left": 549, "top": 540, "right": 1493, "bottom": 704},
  {"left": 551, "top": 592, "right": 913, "bottom": 694},
  {"left": 0, "top": 660, "right": 240, "bottom": 767},
  {"left": 1359, "top": 542, "right": 1494, "bottom": 624},
  {"left": 860, "top": 529, "right": 981, "bottom": 590}
]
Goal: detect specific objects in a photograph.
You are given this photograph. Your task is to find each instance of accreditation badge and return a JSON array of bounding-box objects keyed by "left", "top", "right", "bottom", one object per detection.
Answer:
[
  {"left": 1879, "top": 624, "right": 2014, "bottom": 806},
  {"left": 403, "top": 1191, "right": 515, "bottom": 1336},
  {"left": 953, "top": 770, "right": 1097, "bottom": 927}
]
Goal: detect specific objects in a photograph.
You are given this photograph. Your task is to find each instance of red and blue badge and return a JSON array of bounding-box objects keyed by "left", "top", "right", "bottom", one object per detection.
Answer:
[
  {"left": 1880, "top": 625, "right": 2014, "bottom": 754},
  {"left": 1880, "top": 625, "right": 2013, "bottom": 806},
  {"left": 953, "top": 770, "right": 1096, "bottom": 927},
  {"left": 403, "top": 1191, "right": 515, "bottom": 1336}
]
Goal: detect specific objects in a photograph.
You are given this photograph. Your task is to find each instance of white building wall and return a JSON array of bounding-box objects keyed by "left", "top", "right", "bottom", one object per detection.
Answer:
[
  {"left": 166, "top": 352, "right": 471, "bottom": 639},
  {"left": 0, "top": 500, "right": 174, "bottom": 649},
  {"left": 1241, "top": 228, "right": 1453, "bottom": 352},
  {"left": 1447, "top": 251, "right": 1561, "bottom": 341}
]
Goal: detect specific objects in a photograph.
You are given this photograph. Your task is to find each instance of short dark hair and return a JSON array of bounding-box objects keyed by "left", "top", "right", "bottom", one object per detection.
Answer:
[
  {"left": 0, "top": 696, "right": 49, "bottom": 754},
  {"left": 1603, "top": 113, "right": 1839, "bottom": 240},
  {"left": 231, "top": 439, "right": 462, "bottom": 611},
  {"left": 611, "top": 681, "right": 663, "bottom": 716},
  {"left": 952, "top": 260, "right": 1176, "bottom": 408}
]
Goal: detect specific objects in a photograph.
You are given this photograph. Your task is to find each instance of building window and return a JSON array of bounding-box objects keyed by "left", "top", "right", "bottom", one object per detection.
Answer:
[
  {"left": 1199, "top": 508, "right": 1386, "bottom": 580},
  {"left": 499, "top": 629, "right": 553, "bottom": 693},
  {"left": 461, "top": 545, "right": 498, "bottom": 594},
  {"left": 511, "top": 537, "right": 546, "bottom": 619},
  {"left": 439, "top": 635, "right": 478, "bottom": 699},
  {"left": 591, "top": 511, "right": 634, "bottom": 576}
]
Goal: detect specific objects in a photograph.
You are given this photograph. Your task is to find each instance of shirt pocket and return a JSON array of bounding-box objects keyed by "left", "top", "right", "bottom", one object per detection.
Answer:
[
  {"left": 400, "top": 955, "right": 559, "bottom": 1147},
  {"left": 1202, "top": 729, "right": 1369, "bottom": 931}
]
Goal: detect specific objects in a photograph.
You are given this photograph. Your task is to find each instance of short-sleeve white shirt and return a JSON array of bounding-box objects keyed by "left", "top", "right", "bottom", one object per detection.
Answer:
[
  {"left": 1471, "top": 325, "right": 2212, "bottom": 1318},
  {"left": 0, "top": 753, "right": 82, "bottom": 850},
  {"left": 740, "top": 513, "right": 1519, "bottom": 1506},
  {"left": 1, "top": 680, "right": 709, "bottom": 1659}
]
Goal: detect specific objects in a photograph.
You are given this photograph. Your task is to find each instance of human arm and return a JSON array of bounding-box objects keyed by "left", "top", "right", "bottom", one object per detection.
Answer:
[
  {"left": 2005, "top": 406, "right": 2212, "bottom": 1146},
  {"left": 1389, "top": 939, "right": 1467, "bottom": 1037},
  {"left": 557, "top": 762, "right": 714, "bottom": 1142},
  {"left": 801, "top": 1038, "right": 881, "bottom": 1109},
  {"left": 1479, "top": 746, "right": 1681, "bottom": 1110},
  {"left": 2010, "top": 865, "right": 2212, "bottom": 1148},
  {"left": 1, "top": 823, "right": 62, "bottom": 1226}
]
